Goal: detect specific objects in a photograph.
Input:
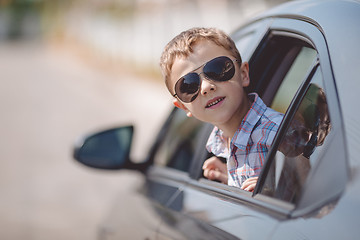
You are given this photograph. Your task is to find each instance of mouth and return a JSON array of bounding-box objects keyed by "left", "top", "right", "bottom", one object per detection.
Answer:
[{"left": 206, "top": 97, "right": 225, "bottom": 108}]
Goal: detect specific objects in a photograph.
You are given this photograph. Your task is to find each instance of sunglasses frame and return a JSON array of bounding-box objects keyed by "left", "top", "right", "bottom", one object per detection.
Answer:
[{"left": 172, "top": 56, "right": 238, "bottom": 103}]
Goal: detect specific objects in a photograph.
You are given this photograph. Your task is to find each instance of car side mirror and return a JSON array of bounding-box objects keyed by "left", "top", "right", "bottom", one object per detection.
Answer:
[{"left": 73, "top": 126, "right": 134, "bottom": 169}]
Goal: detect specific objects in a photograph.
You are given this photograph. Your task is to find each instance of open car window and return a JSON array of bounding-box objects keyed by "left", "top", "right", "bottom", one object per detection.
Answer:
[
  {"left": 270, "top": 47, "right": 317, "bottom": 113},
  {"left": 248, "top": 32, "right": 317, "bottom": 108}
]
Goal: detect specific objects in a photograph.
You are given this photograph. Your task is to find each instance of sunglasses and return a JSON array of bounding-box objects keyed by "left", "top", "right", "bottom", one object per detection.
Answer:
[{"left": 173, "top": 56, "right": 238, "bottom": 103}]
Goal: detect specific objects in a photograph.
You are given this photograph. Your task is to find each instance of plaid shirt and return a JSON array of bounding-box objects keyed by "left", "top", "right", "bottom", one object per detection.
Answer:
[{"left": 206, "top": 93, "right": 283, "bottom": 187}]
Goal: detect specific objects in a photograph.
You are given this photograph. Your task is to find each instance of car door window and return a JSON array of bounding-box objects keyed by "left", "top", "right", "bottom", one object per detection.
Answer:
[{"left": 259, "top": 67, "right": 332, "bottom": 204}]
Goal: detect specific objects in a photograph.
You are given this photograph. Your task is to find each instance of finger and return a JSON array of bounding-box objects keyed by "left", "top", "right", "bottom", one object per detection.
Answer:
[
  {"left": 211, "top": 170, "right": 227, "bottom": 184},
  {"left": 204, "top": 168, "right": 218, "bottom": 180},
  {"left": 203, "top": 168, "right": 210, "bottom": 178},
  {"left": 241, "top": 177, "right": 258, "bottom": 189},
  {"left": 202, "top": 156, "right": 217, "bottom": 169},
  {"left": 245, "top": 184, "right": 256, "bottom": 192},
  {"left": 244, "top": 181, "right": 257, "bottom": 192},
  {"left": 205, "top": 169, "right": 218, "bottom": 181}
]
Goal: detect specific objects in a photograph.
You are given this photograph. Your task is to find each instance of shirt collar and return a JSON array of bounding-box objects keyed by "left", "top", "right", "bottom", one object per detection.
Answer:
[{"left": 231, "top": 93, "right": 267, "bottom": 149}]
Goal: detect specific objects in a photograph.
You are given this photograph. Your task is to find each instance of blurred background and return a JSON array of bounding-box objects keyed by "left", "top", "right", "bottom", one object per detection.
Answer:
[{"left": 0, "top": 0, "right": 288, "bottom": 239}]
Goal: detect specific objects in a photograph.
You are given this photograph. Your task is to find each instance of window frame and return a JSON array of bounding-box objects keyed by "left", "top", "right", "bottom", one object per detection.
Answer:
[
  {"left": 231, "top": 18, "right": 273, "bottom": 62},
  {"left": 254, "top": 60, "right": 321, "bottom": 196}
]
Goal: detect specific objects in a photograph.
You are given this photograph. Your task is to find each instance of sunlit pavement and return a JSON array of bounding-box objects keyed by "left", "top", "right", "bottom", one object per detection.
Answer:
[{"left": 0, "top": 41, "right": 171, "bottom": 240}]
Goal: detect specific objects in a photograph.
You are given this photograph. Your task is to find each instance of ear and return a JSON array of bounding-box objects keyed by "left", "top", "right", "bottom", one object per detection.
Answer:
[
  {"left": 240, "top": 62, "right": 250, "bottom": 87},
  {"left": 173, "top": 99, "right": 193, "bottom": 117}
]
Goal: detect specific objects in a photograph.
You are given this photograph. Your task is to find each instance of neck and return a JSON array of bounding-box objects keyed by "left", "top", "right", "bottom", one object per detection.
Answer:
[
  {"left": 218, "top": 122, "right": 240, "bottom": 140},
  {"left": 217, "top": 98, "right": 251, "bottom": 141}
]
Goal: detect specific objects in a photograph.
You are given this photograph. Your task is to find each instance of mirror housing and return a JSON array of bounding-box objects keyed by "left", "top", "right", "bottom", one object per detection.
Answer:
[{"left": 73, "top": 126, "right": 144, "bottom": 170}]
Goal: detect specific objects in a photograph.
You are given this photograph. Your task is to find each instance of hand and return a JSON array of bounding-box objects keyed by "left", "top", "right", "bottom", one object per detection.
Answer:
[
  {"left": 202, "top": 156, "right": 228, "bottom": 184},
  {"left": 241, "top": 177, "right": 259, "bottom": 192}
]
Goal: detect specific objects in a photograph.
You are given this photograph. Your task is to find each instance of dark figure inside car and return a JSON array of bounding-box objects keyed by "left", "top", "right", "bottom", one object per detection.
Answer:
[{"left": 272, "top": 83, "right": 331, "bottom": 202}]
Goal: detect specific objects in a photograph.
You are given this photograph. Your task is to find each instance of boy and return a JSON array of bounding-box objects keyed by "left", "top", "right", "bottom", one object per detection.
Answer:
[{"left": 160, "top": 27, "right": 283, "bottom": 191}]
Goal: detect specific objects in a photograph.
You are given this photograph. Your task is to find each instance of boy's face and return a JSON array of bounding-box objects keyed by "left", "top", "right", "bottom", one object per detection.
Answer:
[{"left": 169, "top": 40, "right": 250, "bottom": 129}]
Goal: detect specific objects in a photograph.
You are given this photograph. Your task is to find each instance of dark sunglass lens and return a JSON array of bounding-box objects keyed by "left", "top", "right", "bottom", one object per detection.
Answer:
[
  {"left": 175, "top": 73, "right": 200, "bottom": 102},
  {"left": 180, "top": 73, "right": 200, "bottom": 93},
  {"left": 204, "top": 56, "right": 235, "bottom": 81}
]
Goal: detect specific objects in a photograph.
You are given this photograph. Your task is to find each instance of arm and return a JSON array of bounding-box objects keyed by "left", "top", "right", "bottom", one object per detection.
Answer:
[{"left": 202, "top": 156, "right": 259, "bottom": 191}]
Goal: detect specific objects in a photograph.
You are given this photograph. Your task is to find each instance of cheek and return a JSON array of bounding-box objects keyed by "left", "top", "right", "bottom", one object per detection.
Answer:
[
  {"left": 184, "top": 103, "right": 206, "bottom": 121},
  {"left": 224, "top": 81, "right": 246, "bottom": 101},
  {"left": 228, "top": 74, "right": 245, "bottom": 88}
]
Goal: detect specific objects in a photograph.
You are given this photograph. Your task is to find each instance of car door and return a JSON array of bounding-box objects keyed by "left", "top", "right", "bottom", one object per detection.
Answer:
[{"left": 155, "top": 16, "right": 347, "bottom": 239}]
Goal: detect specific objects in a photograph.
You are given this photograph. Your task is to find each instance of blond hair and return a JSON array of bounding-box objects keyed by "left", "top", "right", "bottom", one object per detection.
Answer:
[{"left": 160, "top": 27, "right": 242, "bottom": 93}]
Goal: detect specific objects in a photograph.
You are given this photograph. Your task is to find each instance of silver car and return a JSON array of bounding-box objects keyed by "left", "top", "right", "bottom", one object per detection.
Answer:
[{"left": 74, "top": 0, "right": 360, "bottom": 239}]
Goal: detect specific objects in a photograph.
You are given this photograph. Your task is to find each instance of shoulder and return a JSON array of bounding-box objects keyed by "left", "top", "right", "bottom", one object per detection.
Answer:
[
  {"left": 263, "top": 107, "right": 284, "bottom": 127},
  {"left": 251, "top": 107, "right": 283, "bottom": 145},
  {"left": 248, "top": 93, "right": 283, "bottom": 127},
  {"left": 245, "top": 94, "right": 284, "bottom": 144}
]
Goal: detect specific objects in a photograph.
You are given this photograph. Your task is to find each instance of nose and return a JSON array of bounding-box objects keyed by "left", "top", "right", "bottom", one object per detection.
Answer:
[{"left": 200, "top": 76, "right": 216, "bottom": 96}]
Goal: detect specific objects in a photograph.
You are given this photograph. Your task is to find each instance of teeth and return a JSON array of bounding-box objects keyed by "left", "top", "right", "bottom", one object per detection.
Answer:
[{"left": 207, "top": 97, "right": 224, "bottom": 108}]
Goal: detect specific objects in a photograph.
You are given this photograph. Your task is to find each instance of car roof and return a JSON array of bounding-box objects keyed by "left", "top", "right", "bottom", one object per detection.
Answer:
[{"left": 251, "top": 0, "right": 360, "bottom": 166}]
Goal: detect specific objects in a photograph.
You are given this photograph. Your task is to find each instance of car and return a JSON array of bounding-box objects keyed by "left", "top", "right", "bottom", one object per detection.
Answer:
[{"left": 73, "top": 0, "right": 360, "bottom": 239}]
